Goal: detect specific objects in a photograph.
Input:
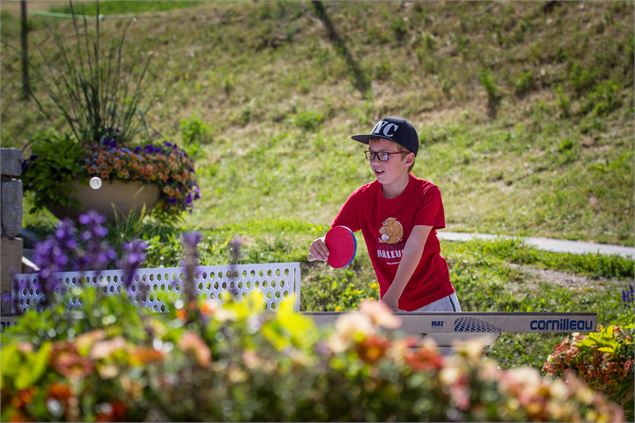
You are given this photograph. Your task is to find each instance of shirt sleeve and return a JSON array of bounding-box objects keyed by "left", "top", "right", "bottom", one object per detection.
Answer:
[
  {"left": 414, "top": 184, "right": 446, "bottom": 229},
  {"left": 331, "top": 188, "right": 362, "bottom": 232}
]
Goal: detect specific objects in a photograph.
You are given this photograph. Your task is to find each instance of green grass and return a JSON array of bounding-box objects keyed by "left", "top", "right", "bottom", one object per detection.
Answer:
[
  {"left": 50, "top": 0, "right": 202, "bottom": 15},
  {"left": 2, "top": 0, "right": 634, "bottom": 374}
]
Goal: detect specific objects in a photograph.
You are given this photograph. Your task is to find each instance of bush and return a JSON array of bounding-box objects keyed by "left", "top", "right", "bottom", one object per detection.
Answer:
[
  {"left": 292, "top": 110, "right": 324, "bottom": 131},
  {"left": 1, "top": 293, "right": 627, "bottom": 422},
  {"left": 0, "top": 216, "right": 626, "bottom": 422},
  {"left": 582, "top": 80, "right": 622, "bottom": 117},
  {"left": 543, "top": 324, "right": 634, "bottom": 421},
  {"left": 21, "top": 132, "right": 85, "bottom": 212},
  {"left": 21, "top": 136, "right": 200, "bottom": 218},
  {"left": 514, "top": 69, "right": 534, "bottom": 97},
  {"left": 180, "top": 115, "right": 213, "bottom": 160}
]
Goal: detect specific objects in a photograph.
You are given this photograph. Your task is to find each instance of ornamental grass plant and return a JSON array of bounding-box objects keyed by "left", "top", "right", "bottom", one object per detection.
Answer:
[{"left": 21, "top": 1, "right": 199, "bottom": 221}]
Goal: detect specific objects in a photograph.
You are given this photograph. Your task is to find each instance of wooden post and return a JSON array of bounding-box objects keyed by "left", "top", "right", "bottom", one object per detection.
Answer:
[
  {"left": 20, "top": 0, "right": 30, "bottom": 100},
  {"left": 1, "top": 148, "right": 24, "bottom": 315}
]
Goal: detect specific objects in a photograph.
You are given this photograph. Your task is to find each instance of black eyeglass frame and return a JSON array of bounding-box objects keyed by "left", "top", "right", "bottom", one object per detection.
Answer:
[{"left": 365, "top": 150, "right": 408, "bottom": 162}]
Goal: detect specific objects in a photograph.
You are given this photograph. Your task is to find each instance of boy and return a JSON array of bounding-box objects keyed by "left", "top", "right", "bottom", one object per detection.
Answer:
[{"left": 309, "top": 116, "right": 460, "bottom": 313}]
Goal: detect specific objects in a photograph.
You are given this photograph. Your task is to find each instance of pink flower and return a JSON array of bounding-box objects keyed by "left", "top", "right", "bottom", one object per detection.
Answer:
[{"left": 179, "top": 331, "right": 211, "bottom": 368}]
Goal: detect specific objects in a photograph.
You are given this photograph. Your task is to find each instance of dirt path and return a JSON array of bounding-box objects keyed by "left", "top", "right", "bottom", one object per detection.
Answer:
[
  {"left": 1, "top": 1, "right": 74, "bottom": 15},
  {"left": 439, "top": 232, "right": 635, "bottom": 259},
  {"left": 508, "top": 263, "right": 609, "bottom": 290}
]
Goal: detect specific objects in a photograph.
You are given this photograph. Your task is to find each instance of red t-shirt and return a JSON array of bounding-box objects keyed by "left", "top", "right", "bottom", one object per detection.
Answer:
[{"left": 331, "top": 174, "right": 455, "bottom": 311}]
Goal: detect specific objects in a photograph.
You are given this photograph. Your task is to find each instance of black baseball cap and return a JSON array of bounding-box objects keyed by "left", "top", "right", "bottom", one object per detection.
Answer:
[{"left": 351, "top": 116, "right": 419, "bottom": 156}]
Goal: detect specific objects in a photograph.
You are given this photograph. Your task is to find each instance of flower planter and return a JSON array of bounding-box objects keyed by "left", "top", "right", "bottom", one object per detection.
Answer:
[{"left": 47, "top": 179, "right": 160, "bottom": 222}]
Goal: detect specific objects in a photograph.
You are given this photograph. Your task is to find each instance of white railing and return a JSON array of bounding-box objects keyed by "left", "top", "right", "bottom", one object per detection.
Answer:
[{"left": 12, "top": 262, "right": 301, "bottom": 313}]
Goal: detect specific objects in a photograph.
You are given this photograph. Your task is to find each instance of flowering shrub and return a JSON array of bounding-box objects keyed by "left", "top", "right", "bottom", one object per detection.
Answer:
[
  {"left": 22, "top": 136, "right": 200, "bottom": 219},
  {"left": 0, "top": 215, "right": 625, "bottom": 422},
  {"left": 0, "top": 294, "right": 625, "bottom": 422},
  {"left": 543, "top": 325, "right": 634, "bottom": 420},
  {"left": 83, "top": 138, "right": 200, "bottom": 216}
]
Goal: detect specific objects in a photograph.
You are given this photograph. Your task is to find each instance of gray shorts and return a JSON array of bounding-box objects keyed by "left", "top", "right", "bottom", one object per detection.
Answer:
[{"left": 404, "top": 292, "right": 461, "bottom": 312}]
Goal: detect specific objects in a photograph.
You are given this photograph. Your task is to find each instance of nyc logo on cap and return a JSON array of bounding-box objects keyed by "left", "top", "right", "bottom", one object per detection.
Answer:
[{"left": 371, "top": 120, "right": 400, "bottom": 138}]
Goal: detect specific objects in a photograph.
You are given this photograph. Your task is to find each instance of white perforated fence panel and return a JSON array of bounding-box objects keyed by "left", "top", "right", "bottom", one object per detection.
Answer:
[{"left": 13, "top": 262, "right": 301, "bottom": 313}]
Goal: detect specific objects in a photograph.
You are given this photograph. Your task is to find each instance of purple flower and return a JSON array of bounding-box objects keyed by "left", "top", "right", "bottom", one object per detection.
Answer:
[
  {"left": 181, "top": 232, "right": 202, "bottom": 304},
  {"left": 72, "top": 211, "right": 117, "bottom": 274},
  {"left": 119, "top": 240, "right": 147, "bottom": 288},
  {"left": 55, "top": 219, "right": 77, "bottom": 250},
  {"left": 134, "top": 146, "right": 142, "bottom": 154},
  {"left": 100, "top": 137, "right": 117, "bottom": 149},
  {"left": 79, "top": 210, "right": 107, "bottom": 226},
  {"left": 182, "top": 232, "right": 202, "bottom": 250},
  {"left": 32, "top": 239, "right": 67, "bottom": 305}
]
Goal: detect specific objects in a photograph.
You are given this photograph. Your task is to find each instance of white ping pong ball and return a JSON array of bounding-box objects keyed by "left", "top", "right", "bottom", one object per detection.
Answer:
[{"left": 89, "top": 177, "right": 102, "bottom": 190}]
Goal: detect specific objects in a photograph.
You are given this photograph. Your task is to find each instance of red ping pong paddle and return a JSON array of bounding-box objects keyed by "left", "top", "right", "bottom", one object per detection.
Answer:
[{"left": 320, "top": 225, "right": 357, "bottom": 268}]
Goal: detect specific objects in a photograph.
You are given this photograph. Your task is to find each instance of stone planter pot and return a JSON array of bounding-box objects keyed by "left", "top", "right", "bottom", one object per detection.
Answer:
[{"left": 47, "top": 179, "right": 160, "bottom": 222}]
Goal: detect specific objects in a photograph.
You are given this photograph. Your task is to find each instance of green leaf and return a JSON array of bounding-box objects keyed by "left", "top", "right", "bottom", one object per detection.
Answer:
[
  {"left": 0, "top": 343, "right": 20, "bottom": 389},
  {"left": 16, "top": 342, "right": 53, "bottom": 390}
]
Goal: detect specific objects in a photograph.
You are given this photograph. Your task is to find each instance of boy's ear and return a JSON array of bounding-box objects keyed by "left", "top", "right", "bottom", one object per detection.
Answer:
[{"left": 404, "top": 152, "right": 415, "bottom": 166}]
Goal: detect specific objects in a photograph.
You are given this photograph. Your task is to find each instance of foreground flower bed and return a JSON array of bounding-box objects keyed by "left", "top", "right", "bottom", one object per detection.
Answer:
[
  {"left": 543, "top": 324, "right": 634, "bottom": 421},
  {"left": 1, "top": 291, "right": 624, "bottom": 422}
]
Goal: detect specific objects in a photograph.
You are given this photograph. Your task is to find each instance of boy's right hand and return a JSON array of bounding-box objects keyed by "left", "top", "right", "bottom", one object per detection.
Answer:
[{"left": 308, "top": 236, "right": 329, "bottom": 262}]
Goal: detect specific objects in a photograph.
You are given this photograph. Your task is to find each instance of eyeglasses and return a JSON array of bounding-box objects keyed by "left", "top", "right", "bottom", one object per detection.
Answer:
[{"left": 365, "top": 151, "right": 405, "bottom": 162}]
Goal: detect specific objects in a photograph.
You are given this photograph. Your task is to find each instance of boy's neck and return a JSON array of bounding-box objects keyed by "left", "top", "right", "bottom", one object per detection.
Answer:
[{"left": 381, "top": 172, "right": 410, "bottom": 199}]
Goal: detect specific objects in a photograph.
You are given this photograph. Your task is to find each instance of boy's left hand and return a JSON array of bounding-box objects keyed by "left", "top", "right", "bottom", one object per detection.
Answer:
[{"left": 380, "top": 290, "right": 400, "bottom": 312}]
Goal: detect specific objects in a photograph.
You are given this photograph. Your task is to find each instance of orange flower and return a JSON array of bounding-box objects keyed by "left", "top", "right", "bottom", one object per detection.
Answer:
[
  {"left": 95, "top": 400, "right": 127, "bottom": 422},
  {"left": 129, "top": 347, "right": 165, "bottom": 365},
  {"left": 405, "top": 345, "right": 444, "bottom": 371},
  {"left": 11, "top": 387, "right": 36, "bottom": 410},
  {"left": 356, "top": 334, "right": 390, "bottom": 365},
  {"left": 7, "top": 410, "right": 29, "bottom": 422},
  {"left": 47, "top": 382, "right": 72, "bottom": 404},
  {"left": 176, "top": 308, "right": 187, "bottom": 321},
  {"left": 199, "top": 300, "right": 217, "bottom": 316}
]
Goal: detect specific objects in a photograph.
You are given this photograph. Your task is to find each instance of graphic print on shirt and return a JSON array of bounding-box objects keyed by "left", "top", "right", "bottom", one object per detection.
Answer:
[
  {"left": 378, "top": 217, "right": 403, "bottom": 244},
  {"left": 377, "top": 217, "right": 405, "bottom": 265}
]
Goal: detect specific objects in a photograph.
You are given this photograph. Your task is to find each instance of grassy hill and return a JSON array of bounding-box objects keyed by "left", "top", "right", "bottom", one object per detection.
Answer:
[
  {"left": 1, "top": 0, "right": 633, "bottom": 244},
  {"left": 1, "top": 0, "right": 633, "bottom": 370}
]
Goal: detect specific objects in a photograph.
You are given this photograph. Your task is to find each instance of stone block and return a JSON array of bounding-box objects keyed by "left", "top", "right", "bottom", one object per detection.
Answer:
[
  {"left": 1, "top": 236, "right": 22, "bottom": 315},
  {"left": 0, "top": 148, "right": 22, "bottom": 177},
  {"left": 1, "top": 180, "right": 22, "bottom": 238}
]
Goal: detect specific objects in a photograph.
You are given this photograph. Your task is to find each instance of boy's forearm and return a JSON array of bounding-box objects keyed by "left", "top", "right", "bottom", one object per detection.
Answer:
[
  {"left": 385, "top": 225, "right": 432, "bottom": 299},
  {"left": 387, "top": 244, "right": 424, "bottom": 297}
]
